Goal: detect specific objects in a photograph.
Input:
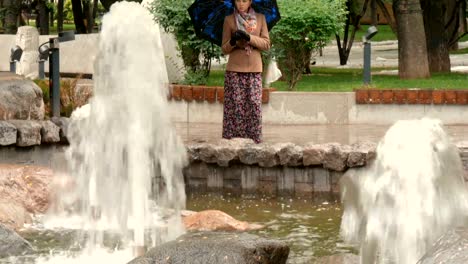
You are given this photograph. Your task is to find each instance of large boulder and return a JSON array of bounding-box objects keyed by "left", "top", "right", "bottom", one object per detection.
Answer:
[
  {"left": 0, "top": 79, "right": 44, "bottom": 120},
  {"left": 0, "top": 164, "right": 53, "bottom": 229},
  {"left": 0, "top": 202, "right": 32, "bottom": 230},
  {"left": 0, "top": 224, "right": 34, "bottom": 258},
  {"left": 417, "top": 227, "right": 468, "bottom": 264},
  {"left": 128, "top": 232, "right": 289, "bottom": 264}
]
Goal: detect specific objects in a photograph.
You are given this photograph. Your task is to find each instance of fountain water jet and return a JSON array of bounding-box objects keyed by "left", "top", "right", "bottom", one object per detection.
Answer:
[
  {"left": 340, "top": 118, "right": 468, "bottom": 264},
  {"left": 58, "top": 1, "right": 187, "bottom": 259}
]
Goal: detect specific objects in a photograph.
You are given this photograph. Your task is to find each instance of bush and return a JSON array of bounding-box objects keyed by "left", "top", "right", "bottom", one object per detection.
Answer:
[
  {"left": 270, "top": 0, "right": 347, "bottom": 90},
  {"left": 149, "top": 0, "right": 222, "bottom": 82}
]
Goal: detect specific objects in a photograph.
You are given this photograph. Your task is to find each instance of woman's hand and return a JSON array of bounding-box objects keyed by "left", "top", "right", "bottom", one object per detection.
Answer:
[{"left": 235, "top": 30, "right": 250, "bottom": 41}]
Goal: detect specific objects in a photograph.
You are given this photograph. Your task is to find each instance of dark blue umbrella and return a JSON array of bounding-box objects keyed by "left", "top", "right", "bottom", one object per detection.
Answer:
[{"left": 188, "top": 0, "right": 280, "bottom": 46}]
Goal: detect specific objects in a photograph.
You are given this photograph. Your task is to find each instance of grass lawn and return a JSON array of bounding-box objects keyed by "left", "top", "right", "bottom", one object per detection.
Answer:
[
  {"left": 341, "top": 24, "right": 468, "bottom": 43},
  {"left": 347, "top": 25, "right": 397, "bottom": 42},
  {"left": 207, "top": 67, "right": 468, "bottom": 92},
  {"left": 26, "top": 21, "right": 79, "bottom": 34}
]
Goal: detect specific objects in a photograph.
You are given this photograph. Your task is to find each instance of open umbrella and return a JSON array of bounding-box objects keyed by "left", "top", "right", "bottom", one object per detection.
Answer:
[{"left": 188, "top": 0, "right": 280, "bottom": 46}]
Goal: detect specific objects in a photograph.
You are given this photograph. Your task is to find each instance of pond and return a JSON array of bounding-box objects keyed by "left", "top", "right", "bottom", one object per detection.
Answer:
[{"left": 2, "top": 194, "right": 355, "bottom": 264}]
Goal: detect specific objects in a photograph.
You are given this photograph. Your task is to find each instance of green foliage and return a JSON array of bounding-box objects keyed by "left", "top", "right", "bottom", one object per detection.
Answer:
[
  {"left": 60, "top": 0, "right": 105, "bottom": 22},
  {"left": 270, "top": 0, "right": 347, "bottom": 90},
  {"left": 181, "top": 70, "right": 208, "bottom": 85},
  {"left": 149, "top": 0, "right": 222, "bottom": 82}
]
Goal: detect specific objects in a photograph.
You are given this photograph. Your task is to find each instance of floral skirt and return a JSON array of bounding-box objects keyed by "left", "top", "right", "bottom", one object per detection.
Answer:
[{"left": 222, "top": 71, "right": 262, "bottom": 143}]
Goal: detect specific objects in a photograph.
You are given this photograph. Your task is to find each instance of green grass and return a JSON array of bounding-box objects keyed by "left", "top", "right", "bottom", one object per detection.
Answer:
[
  {"left": 26, "top": 21, "right": 78, "bottom": 34},
  {"left": 341, "top": 24, "right": 468, "bottom": 44},
  {"left": 350, "top": 25, "right": 397, "bottom": 42},
  {"left": 450, "top": 47, "right": 468, "bottom": 55},
  {"left": 207, "top": 68, "right": 468, "bottom": 92}
]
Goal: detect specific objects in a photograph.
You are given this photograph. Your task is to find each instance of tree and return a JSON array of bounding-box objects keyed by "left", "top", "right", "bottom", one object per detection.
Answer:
[
  {"left": 57, "top": 0, "right": 64, "bottom": 32},
  {"left": 394, "top": 0, "right": 430, "bottom": 79},
  {"left": 1, "top": 0, "right": 20, "bottom": 33},
  {"left": 37, "top": 0, "right": 49, "bottom": 34},
  {"left": 336, "top": 0, "right": 370, "bottom": 65},
  {"left": 150, "top": 0, "right": 222, "bottom": 78},
  {"left": 271, "top": 0, "right": 347, "bottom": 90},
  {"left": 421, "top": 0, "right": 450, "bottom": 73}
]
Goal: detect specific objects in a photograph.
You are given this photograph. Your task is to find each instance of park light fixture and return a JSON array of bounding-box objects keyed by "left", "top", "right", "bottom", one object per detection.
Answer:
[
  {"left": 363, "top": 26, "right": 378, "bottom": 85},
  {"left": 38, "top": 30, "right": 76, "bottom": 117},
  {"left": 10, "top": 45, "right": 23, "bottom": 73}
]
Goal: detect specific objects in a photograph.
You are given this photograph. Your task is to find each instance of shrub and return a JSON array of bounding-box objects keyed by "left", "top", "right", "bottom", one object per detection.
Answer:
[
  {"left": 270, "top": 0, "right": 347, "bottom": 90},
  {"left": 150, "top": 0, "right": 222, "bottom": 82}
]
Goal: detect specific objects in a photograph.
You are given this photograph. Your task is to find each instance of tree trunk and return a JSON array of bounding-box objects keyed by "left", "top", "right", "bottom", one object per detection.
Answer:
[
  {"left": 57, "top": 0, "right": 64, "bottom": 32},
  {"left": 38, "top": 0, "right": 49, "bottom": 35},
  {"left": 394, "top": 0, "right": 430, "bottom": 79},
  {"left": 370, "top": 0, "right": 378, "bottom": 25},
  {"left": 91, "top": 0, "right": 99, "bottom": 31},
  {"left": 421, "top": 0, "right": 451, "bottom": 73},
  {"left": 82, "top": 0, "right": 92, "bottom": 33},
  {"left": 336, "top": 0, "right": 371, "bottom": 65},
  {"left": 72, "top": 0, "right": 87, "bottom": 33}
]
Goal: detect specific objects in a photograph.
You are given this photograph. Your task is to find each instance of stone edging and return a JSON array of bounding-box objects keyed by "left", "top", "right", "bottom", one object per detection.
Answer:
[
  {"left": 187, "top": 138, "right": 377, "bottom": 172},
  {"left": 168, "top": 84, "right": 275, "bottom": 104},
  {"left": 355, "top": 89, "right": 468, "bottom": 105},
  {"left": 0, "top": 118, "right": 69, "bottom": 147}
]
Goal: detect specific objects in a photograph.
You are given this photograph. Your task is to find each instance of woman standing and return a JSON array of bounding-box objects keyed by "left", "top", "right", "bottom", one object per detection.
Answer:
[{"left": 221, "top": 0, "right": 271, "bottom": 144}]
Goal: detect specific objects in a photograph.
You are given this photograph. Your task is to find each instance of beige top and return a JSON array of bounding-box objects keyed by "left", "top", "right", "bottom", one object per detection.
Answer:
[{"left": 221, "top": 13, "right": 271, "bottom": 73}]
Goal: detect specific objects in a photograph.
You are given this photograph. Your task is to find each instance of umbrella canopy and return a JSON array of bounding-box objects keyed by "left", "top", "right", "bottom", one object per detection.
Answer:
[{"left": 188, "top": 0, "right": 280, "bottom": 46}]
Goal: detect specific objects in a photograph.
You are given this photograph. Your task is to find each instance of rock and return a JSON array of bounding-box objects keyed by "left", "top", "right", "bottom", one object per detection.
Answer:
[
  {"left": 258, "top": 144, "right": 280, "bottom": 167},
  {"left": 7, "top": 120, "right": 42, "bottom": 146},
  {"left": 0, "top": 223, "right": 34, "bottom": 258},
  {"left": 314, "top": 254, "right": 359, "bottom": 264},
  {"left": 74, "top": 79, "right": 94, "bottom": 108},
  {"left": 198, "top": 143, "right": 218, "bottom": 164},
  {"left": 347, "top": 141, "right": 377, "bottom": 167},
  {"left": 323, "top": 143, "right": 350, "bottom": 172},
  {"left": 0, "top": 79, "right": 44, "bottom": 120},
  {"left": 238, "top": 144, "right": 265, "bottom": 165},
  {"left": 277, "top": 143, "right": 303, "bottom": 166},
  {"left": 182, "top": 210, "right": 263, "bottom": 232},
  {"left": 0, "top": 164, "right": 53, "bottom": 216},
  {"left": 0, "top": 201, "right": 32, "bottom": 230},
  {"left": 40, "top": 120, "right": 61, "bottom": 143},
  {"left": 15, "top": 26, "right": 40, "bottom": 79},
  {"left": 303, "top": 143, "right": 326, "bottom": 166},
  {"left": 417, "top": 227, "right": 468, "bottom": 264},
  {"left": 215, "top": 138, "right": 253, "bottom": 167},
  {"left": 50, "top": 117, "right": 70, "bottom": 144},
  {"left": 0, "top": 121, "right": 17, "bottom": 146},
  {"left": 128, "top": 232, "right": 289, "bottom": 264}
]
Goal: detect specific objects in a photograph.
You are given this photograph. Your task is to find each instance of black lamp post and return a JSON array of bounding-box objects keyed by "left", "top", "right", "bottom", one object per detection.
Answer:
[
  {"left": 39, "top": 31, "right": 75, "bottom": 117},
  {"left": 363, "top": 26, "right": 378, "bottom": 85},
  {"left": 10, "top": 45, "right": 23, "bottom": 73}
]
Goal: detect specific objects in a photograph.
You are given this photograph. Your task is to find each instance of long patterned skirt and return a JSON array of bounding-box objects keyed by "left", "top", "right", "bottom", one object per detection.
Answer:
[{"left": 222, "top": 71, "right": 263, "bottom": 143}]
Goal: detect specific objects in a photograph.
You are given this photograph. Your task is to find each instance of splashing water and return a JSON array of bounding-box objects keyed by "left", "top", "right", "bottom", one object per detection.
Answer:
[
  {"left": 340, "top": 118, "right": 468, "bottom": 264},
  {"left": 45, "top": 1, "right": 187, "bottom": 261}
]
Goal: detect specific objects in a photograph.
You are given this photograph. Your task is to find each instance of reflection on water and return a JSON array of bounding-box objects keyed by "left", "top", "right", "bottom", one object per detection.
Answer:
[
  {"left": 2, "top": 195, "right": 354, "bottom": 264},
  {"left": 187, "top": 194, "right": 355, "bottom": 263}
]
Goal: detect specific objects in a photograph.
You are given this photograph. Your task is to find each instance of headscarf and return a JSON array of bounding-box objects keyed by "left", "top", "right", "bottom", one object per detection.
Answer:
[{"left": 234, "top": 7, "right": 257, "bottom": 55}]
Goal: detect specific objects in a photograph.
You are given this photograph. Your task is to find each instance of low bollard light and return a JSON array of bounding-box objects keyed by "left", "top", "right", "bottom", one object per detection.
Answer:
[
  {"left": 363, "top": 26, "right": 378, "bottom": 86},
  {"left": 10, "top": 45, "right": 23, "bottom": 73}
]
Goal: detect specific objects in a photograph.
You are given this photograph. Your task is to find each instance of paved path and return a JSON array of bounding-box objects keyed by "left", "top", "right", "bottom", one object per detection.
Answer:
[
  {"left": 175, "top": 122, "right": 468, "bottom": 146},
  {"left": 212, "top": 41, "right": 468, "bottom": 71}
]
